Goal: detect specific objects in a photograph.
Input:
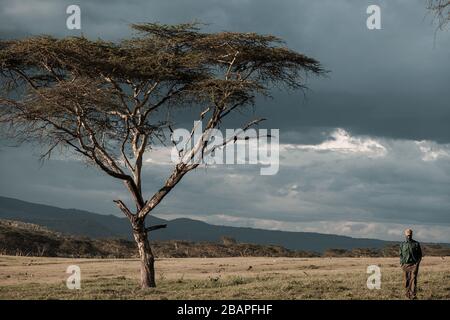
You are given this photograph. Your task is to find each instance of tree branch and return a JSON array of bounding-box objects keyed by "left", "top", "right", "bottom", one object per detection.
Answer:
[
  {"left": 145, "top": 224, "right": 167, "bottom": 232},
  {"left": 113, "top": 199, "right": 135, "bottom": 221}
]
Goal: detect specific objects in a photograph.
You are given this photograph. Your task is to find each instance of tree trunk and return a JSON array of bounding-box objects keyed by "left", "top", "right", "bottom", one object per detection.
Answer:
[{"left": 133, "top": 222, "right": 156, "bottom": 288}]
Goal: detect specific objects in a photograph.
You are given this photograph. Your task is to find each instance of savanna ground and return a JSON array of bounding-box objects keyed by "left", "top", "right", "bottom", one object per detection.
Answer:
[{"left": 0, "top": 255, "right": 449, "bottom": 300}]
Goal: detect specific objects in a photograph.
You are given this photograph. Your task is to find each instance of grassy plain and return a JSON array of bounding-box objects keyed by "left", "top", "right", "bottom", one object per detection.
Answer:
[{"left": 0, "top": 255, "right": 448, "bottom": 299}]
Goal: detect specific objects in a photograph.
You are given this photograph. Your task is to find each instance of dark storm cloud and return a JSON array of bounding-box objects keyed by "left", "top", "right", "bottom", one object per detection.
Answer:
[
  {"left": 1, "top": 0, "right": 449, "bottom": 142},
  {"left": 1, "top": 0, "right": 449, "bottom": 241}
]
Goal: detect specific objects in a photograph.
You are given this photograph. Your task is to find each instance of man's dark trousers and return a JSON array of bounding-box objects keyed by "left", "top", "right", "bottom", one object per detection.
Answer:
[{"left": 402, "top": 263, "right": 419, "bottom": 299}]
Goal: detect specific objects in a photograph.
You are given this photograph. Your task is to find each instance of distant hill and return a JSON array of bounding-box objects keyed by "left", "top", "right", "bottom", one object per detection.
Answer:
[
  {"left": 0, "top": 219, "right": 135, "bottom": 258},
  {"left": 0, "top": 195, "right": 419, "bottom": 253},
  {"left": 0, "top": 219, "right": 318, "bottom": 258},
  {"left": 2, "top": 219, "right": 449, "bottom": 259}
]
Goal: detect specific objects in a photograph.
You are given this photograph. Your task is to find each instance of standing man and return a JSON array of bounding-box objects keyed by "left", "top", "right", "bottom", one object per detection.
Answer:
[{"left": 400, "top": 228, "right": 422, "bottom": 300}]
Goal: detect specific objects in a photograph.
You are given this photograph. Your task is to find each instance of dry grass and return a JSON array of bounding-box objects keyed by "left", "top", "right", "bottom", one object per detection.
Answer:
[{"left": 0, "top": 255, "right": 449, "bottom": 300}]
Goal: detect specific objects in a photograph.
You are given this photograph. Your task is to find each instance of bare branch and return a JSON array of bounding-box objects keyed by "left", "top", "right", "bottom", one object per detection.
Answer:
[
  {"left": 113, "top": 199, "right": 135, "bottom": 221},
  {"left": 428, "top": 0, "right": 450, "bottom": 29},
  {"left": 145, "top": 224, "right": 167, "bottom": 232}
]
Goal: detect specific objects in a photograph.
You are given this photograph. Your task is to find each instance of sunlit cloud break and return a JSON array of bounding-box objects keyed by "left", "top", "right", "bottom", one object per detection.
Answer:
[{"left": 283, "top": 128, "right": 387, "bottom": 157}]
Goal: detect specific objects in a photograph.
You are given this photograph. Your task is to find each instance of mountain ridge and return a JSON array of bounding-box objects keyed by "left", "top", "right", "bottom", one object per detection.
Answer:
[{"left": 0, "top": 195, "right": 422, "bottom": 252}]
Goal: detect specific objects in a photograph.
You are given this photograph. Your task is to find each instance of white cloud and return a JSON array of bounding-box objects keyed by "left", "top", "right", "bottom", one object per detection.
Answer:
[
  {"left": 284, "top": 128, "right": 387, "bottom": 157},
  {"left": 143, "top": 147, "right": 173, "bottom": 166},
  {"left": 416, "top": 140, "right": 450, "bottom": 161}
]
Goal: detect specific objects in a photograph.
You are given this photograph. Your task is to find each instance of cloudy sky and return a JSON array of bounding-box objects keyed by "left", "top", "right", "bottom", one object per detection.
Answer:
[{"left": 0, "top": 0, "right": 449, "bottom": 242}]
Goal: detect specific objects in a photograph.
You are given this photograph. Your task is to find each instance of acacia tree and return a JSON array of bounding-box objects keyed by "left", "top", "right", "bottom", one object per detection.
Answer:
[{"left": 0, "top": 23, "right": 323, "bottom": 288}]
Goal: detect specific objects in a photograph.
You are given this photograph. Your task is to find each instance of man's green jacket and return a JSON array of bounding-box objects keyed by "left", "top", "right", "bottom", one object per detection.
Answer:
[{"left": 400, "top": 239, "right": 422, "bottom": 265}]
